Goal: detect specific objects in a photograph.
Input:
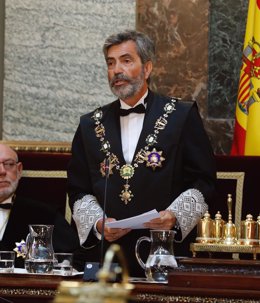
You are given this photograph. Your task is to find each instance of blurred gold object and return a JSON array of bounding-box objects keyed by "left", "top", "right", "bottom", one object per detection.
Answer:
[
  {"left": 54, "top": 244, "right": 134, "bottom": 303},
  {"left": 222, "top": 194, "right": 237, "bottom": 245},
  {"left": 256, "top": 215, "right": 260, "bottom": 243},
  {"left": 196, "top": 211, "right": 214, "bottom": 243},
  {"left": 213, "top": 211, "right": 225, "bottom": 242},
  {"left": 239, "top": 214, "right": 258, "bottom": 245}
]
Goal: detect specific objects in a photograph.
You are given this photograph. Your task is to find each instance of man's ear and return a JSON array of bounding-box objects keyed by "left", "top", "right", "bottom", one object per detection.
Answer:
[
  {"left": 17, "top": 162, "right": 23, "bottom": 180},
  {"left": 144, "top": 61, "right": 153, "bottom": 80}
]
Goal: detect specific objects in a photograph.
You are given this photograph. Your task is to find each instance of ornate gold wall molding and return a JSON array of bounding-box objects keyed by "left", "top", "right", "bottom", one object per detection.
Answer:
[
  {"left": 0, "top": 140, "right": 71, "bottom": 153},
  {"left": 217, "top": 171, "right": 245, "bottom": 230}
]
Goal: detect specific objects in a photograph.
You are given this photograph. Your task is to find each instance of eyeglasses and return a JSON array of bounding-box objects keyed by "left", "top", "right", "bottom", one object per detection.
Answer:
[{"left": 0, "top": 160, "right": 18, "bottom": 171}]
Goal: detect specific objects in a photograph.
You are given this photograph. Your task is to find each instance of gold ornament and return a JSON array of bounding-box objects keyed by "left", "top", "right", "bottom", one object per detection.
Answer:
[
  {"left": 120, "top": 184, "right": 133, "bottom": 205},
  {"left": 120, "top": 164, "right": 135, "bottom": 180}
]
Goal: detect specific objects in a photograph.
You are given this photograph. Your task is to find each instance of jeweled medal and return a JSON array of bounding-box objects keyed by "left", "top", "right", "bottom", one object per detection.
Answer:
[
  {"left": 145, "top": 148, "right": 165, "bottom": 171},
  {"left": 92, "top": 108, "right": 103, "bottom": 122},
  {"left": 120, "top": 164, "right": 134, "bottom": 179},
  {"left": 100, "top": 154, "right": 119, "bottom": 177},
  {"left": 100, "top": 159, "right": 114, "bottom": 177},
  {"left": 119, "top": 164, "right": 135, "bottom": 204},
  {"left": 120, "top": 184, "right": 133, "bottom": 205}
]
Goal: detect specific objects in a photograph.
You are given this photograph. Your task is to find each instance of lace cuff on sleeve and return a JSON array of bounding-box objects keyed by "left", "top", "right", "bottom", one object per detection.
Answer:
[
  {"left": 167, "top": 189, "right": 208, "bottom": 242},
  {"left": 72, "top": 194, "right": 103, "bottom": 245}
]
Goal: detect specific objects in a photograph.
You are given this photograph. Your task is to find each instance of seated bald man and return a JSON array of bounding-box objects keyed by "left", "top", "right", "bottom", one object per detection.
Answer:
[{"left": 0, "top": 143, "right": 80, "bottom": 268}]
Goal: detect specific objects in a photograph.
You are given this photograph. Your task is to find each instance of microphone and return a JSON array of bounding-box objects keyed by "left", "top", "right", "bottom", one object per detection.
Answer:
[
  {"left": 100, "top": 157, "right": 110, "bottom": 267},
  {"left": 83, "top": 158, "right": 112, "bottom": 281}
]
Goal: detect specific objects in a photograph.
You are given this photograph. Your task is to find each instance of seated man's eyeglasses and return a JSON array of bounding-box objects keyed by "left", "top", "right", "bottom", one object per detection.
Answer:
[{"left": 0, "top": 160, "right": 18, "bottom": 170}]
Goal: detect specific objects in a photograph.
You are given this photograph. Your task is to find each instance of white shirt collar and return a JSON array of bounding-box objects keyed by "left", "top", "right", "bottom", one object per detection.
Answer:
[
  {"left": 119, "top": 90, "right": 148, "bottom": 109},
  {"left": 1, "top": 196, "right": 12, "bottom": 205}
]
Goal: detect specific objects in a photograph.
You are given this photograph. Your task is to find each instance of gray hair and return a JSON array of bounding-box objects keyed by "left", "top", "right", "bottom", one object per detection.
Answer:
[{"left": 103, "top": 30, "right": 155, "bottom": 64}]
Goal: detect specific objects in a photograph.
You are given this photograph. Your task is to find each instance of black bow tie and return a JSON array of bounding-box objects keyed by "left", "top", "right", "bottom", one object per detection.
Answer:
[
  {"left": 0, "top": 203, "right": 12, "bottom": 209},
  {"left": 119, "top": 104, "right": 146, "bottom": 116}
]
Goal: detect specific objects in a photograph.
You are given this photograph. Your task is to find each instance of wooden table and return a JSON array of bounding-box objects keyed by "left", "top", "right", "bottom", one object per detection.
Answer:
[
  {"left": 1, "top": 259, "right": 260, "bottom": 303},
  {"left": 0, "top": 273, "right": 61, "bottom": 303}
]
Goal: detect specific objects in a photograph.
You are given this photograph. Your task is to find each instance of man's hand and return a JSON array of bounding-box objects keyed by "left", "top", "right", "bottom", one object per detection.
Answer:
[
  {"left": 96, "top": 218, "right": 131, "bottom": 242},
  {"left": 143, "top": 210, "right": 176, "bottom": 230}
]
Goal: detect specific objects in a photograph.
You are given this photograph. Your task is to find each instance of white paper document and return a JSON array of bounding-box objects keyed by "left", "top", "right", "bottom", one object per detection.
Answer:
[{"left": 105, "top": 209, "right": 160, "bottom": 229}]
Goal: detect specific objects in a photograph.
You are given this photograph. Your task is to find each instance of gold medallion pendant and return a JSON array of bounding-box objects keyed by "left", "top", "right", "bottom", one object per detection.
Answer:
[
  {"left": 119, "top": 164, "right": 135, "bottom": 204},
  {"left": 120, "top": 164, "right": 135, "bottom": 179},
  {"left": 120, "top": 184, "right": 133, "bottom": 205},
  {"left": 145, "top": 148, "right": 165, "bottom": 170}
]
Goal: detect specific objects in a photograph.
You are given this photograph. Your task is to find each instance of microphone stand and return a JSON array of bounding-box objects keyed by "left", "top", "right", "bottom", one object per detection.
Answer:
[
  {"left": 100, "top": 157, "right": 110, "bottom": 267},
  {"left": 83, "top": 157, "right": 110, "bottom": 281}
]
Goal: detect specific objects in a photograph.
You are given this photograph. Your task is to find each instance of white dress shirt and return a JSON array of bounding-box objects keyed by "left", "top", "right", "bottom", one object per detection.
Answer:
[
  {"left": 120, "top": 90, "right": 148, "bottom": 163},
  {"left": 0, "top": 196, "right": 12, "bottom": 240},
  {"left": 91, "top": 91, "right": 148, "bottom": 241}
]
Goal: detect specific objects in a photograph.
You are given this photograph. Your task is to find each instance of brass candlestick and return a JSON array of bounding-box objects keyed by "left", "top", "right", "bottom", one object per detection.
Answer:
[{"left": 222, "top": 194, "right": 237, "bottom": 245}]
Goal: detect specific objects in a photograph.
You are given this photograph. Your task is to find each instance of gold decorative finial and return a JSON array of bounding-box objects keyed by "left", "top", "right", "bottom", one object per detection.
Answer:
[
  {"left": 222, "top": 194, "right": 237, "bottom": 245},
  {"left": 227, "top": 194, "right": 233, "bottom": 223}
]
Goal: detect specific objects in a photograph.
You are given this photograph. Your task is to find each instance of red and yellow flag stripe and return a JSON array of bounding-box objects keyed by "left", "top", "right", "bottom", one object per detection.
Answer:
[{"left": 231, "top": 0, "right": 260, "bottom": 155}]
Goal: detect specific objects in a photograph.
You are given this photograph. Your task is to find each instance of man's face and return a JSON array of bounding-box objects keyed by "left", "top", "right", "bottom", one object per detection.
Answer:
[
  {"left": 0, "top": 145, "right": 22, "bottom": 202},
  {"left": 106, "top": 40, "right": 151, "bottom": 105}
]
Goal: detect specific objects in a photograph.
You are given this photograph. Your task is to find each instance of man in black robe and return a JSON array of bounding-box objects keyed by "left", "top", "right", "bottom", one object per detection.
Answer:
[{"left": 68, "top": 30, "right": 216, "bottom": 277}]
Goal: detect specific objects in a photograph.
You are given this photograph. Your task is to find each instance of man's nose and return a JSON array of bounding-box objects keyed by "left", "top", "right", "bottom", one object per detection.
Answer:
[
  {"left": 113, "top": 61, "right": 123, "bottom": 74},
  {"left": 0, "top": 163, "right": 6, "bottom": 174}
]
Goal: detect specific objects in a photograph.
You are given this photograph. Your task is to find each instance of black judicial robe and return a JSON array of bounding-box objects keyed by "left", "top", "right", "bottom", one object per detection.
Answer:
[
  {"left": 68, "top": 90, "right": 216, "bottom": 277},
  {"left": 0, "top": 196, "right": 80, "bottom": 268}
]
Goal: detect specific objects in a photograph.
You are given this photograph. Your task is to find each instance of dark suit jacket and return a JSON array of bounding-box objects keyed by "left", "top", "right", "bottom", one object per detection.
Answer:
[
  {"left": 68, "top": 90, "right": 216, "bottom": 277},
  {"left": 0, "top": 196, "right": 80, "bottom": 268}
]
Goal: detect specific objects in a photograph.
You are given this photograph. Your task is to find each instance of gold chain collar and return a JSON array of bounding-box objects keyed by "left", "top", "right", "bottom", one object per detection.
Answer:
[{"left": 92, "top": 98, "right": 177, "bottom": 205}]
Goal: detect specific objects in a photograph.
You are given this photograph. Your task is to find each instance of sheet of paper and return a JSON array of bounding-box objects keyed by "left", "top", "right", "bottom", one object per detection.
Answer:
[{"left": 105, "top": 209, "right": 160, "bottom": 229}]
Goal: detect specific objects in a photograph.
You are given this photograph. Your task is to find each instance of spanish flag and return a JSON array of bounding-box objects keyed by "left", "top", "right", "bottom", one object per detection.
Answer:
[{"left": 231, "top": 0, "right": 260, "bottom": 155}]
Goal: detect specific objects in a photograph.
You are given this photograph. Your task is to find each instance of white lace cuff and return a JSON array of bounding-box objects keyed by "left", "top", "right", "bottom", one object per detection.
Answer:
[
  {"left": 167, "top": 189, "right": 208, "bottom": 241},
  {"left": 72, "top": 194, "right": 103, "bottom": 245}
]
